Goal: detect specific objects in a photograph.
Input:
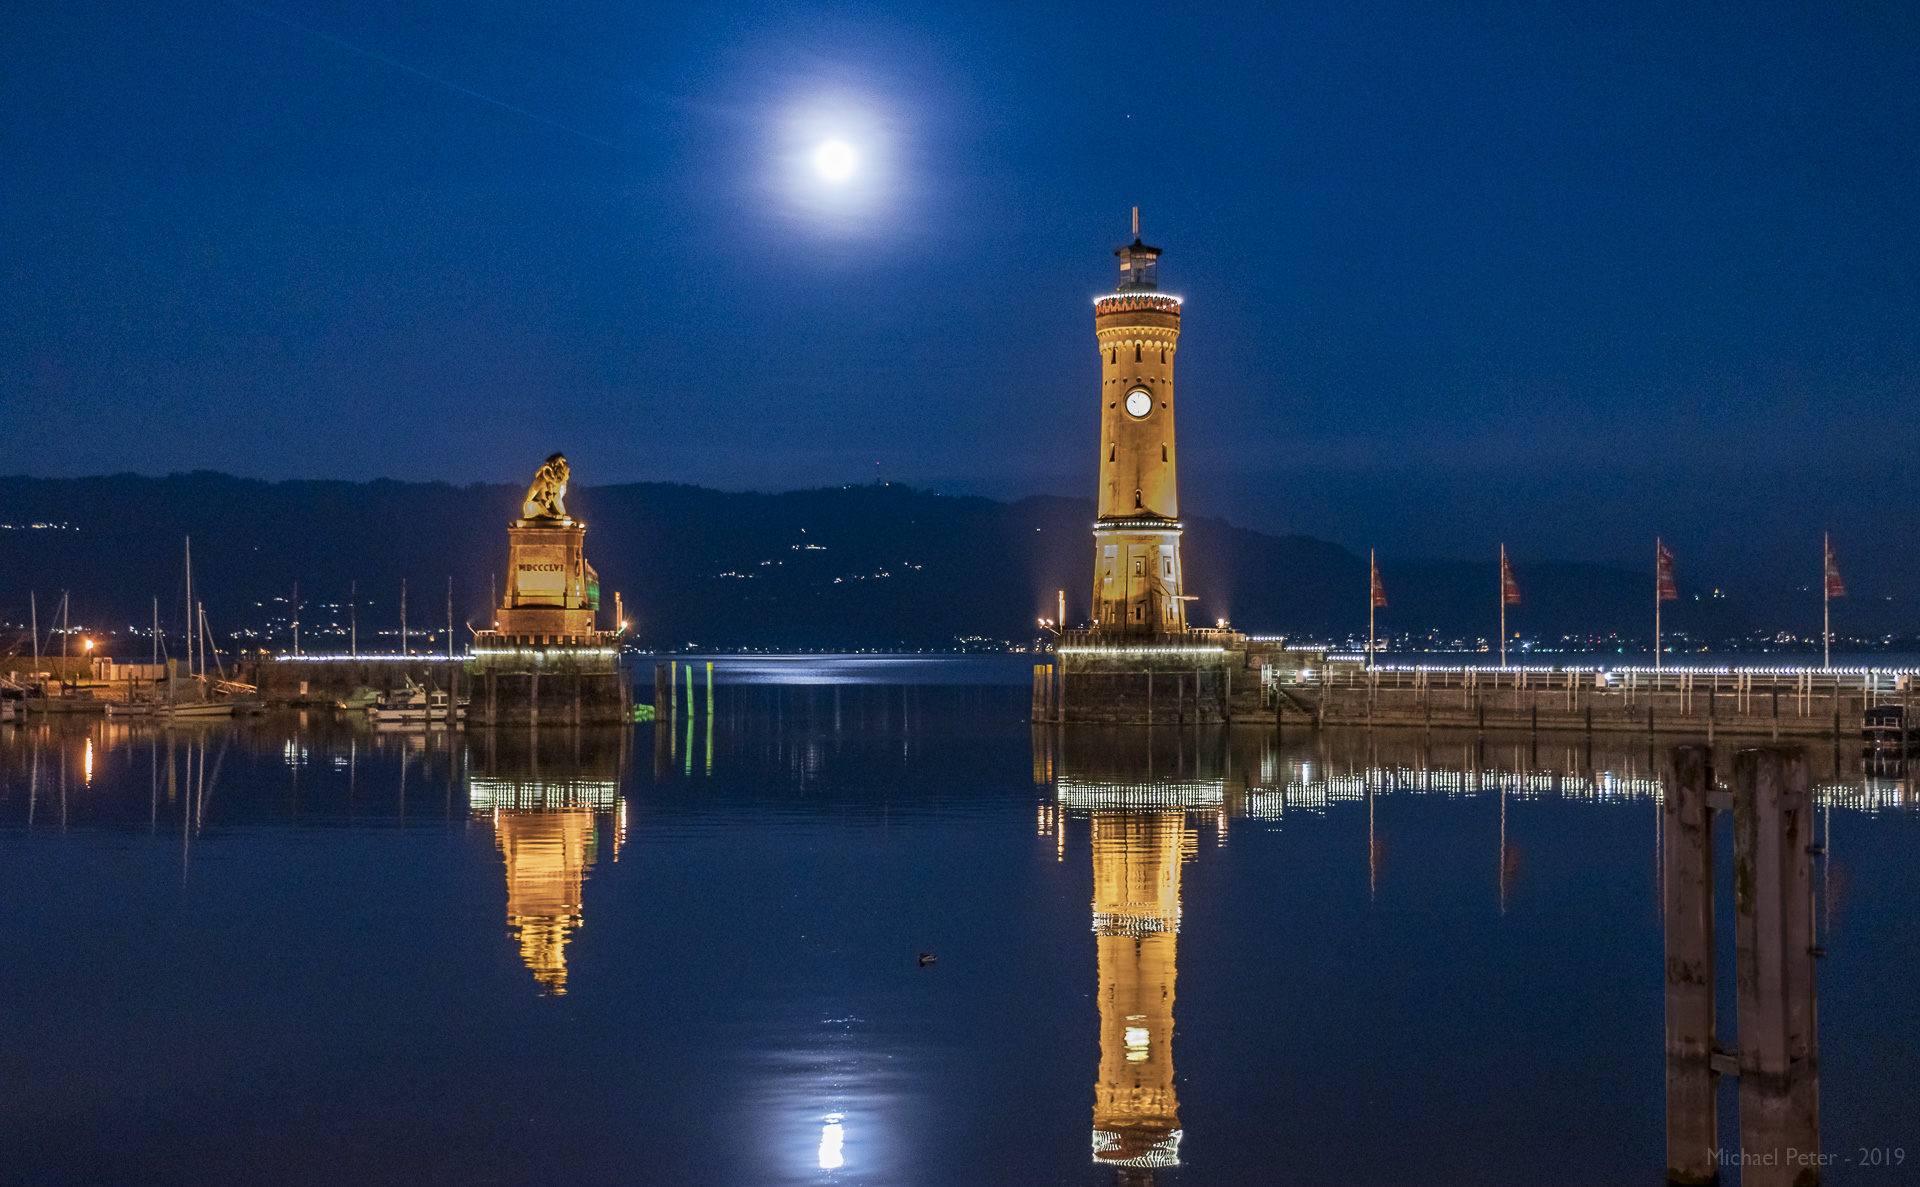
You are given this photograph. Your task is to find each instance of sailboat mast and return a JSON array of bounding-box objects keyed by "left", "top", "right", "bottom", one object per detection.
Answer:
[{"left": 185, "top": 536, "right": 195, "bottom": 678}]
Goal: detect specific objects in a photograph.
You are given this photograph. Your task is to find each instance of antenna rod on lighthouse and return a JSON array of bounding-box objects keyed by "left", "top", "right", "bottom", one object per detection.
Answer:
[{"left": 1132, "top": 206, "right": 1139, "bottom": 237}]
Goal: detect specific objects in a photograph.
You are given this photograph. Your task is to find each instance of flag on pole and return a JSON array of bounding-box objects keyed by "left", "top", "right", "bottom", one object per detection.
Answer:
[
  {"left": 1500, "top": 548, "right": 1521, "bottom": 605},
  {"left": 1656, "top": 539, "right": 1678, "bottom": 602},
  {"left": 1371, "top": 554, "right": 1388, "bottom": 608},
  {"left": 1824, "top": 534, "right": 1845, "bottom": 598}
]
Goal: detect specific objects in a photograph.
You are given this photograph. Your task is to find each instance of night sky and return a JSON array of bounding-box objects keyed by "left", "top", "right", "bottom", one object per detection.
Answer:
[{"left": 5, "top": 2, "right": 1917, "bottom": 580}]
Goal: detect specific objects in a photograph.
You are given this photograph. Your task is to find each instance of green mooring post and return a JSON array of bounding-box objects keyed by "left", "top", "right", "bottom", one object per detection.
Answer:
[{"left": 706, "top": 661, "right": 714, "bottom": 717}]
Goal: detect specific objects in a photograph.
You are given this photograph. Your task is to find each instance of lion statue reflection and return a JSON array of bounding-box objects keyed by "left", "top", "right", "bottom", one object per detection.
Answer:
[{"left": 522, "top": 453, "right": 571, "bottom": 520}]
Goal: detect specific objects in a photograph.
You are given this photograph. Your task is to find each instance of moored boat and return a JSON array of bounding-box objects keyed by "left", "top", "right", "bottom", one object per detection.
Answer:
[{"left": 370, "top": 680, "right": 467, "bottom": 727}]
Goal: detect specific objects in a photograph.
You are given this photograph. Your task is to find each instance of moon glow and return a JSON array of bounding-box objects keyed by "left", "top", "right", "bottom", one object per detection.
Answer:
[{"left": 813, "top": 140, "right": 857, "bottom": 181}]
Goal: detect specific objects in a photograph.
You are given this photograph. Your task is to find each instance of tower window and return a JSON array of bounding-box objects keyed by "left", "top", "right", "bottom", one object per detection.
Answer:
[
  {"left": 1161, "top": 444, "right": 1167, "bottom": 461},
  {"left": 1108, "top": 444, "right": 1115, "bottom": 462},
  {"left": 1110, "top": 348, "right": 1116, "bottom": 364},
  {"left": 1135, "top": 344, "right": 1142, "bottom": 362},
  {"left": 1161, "top": 347, "right": 1167, "bottom": 363},
  {"left": 1133, "top": 489, "right": 1142, "bottom": 509},
  {"left": 1133, "top": 557, "right": 1144, "bottom": 577}
]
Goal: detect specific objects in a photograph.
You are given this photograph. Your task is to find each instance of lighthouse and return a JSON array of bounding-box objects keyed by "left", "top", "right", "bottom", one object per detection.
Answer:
[
  {"left": 1042, "top": 211, "right": 1268, "bottom": 726},
  {"left": 1092, "top": 209, "right": 1187, "bottom": 635}
]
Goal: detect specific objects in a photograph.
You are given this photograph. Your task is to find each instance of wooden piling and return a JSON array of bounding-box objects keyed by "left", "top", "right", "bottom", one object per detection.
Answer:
[
  {"left": 1663, "top": 744, "right": 1718, "bottom": 1185},
  {"left": 1732, "top": 746, "right": 1820, "bottom": 1185}
]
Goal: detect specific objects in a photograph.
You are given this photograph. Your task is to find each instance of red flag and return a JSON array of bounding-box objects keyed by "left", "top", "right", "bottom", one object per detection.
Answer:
[
  {"left": 1500, "top": 547, "right": 1521, "bottom": 606},
  {"left": 1371, "top": 553, "right": 1387, "bottom": 608},
  {"left": 1656, "top": 539, "right": 1678, "bottom": 602},
  {"left": 1824, "top": 533, "right": 1845, "bottom": 598}
]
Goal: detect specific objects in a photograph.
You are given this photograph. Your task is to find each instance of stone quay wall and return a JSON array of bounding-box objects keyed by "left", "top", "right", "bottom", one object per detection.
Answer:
[
  {"left": 1295, "top": 667, "right": 1900, "bottom": 740},
  {"left": 1041, "top": 642, "right": 1909, "bottom": 741},
  {"left": 237, "top": 658, "right": 469, "bottom": 704},
  {"left": 469, "top": 649, "right": 630, "bottom": 727},
  {"left": 1051, "top": 646, "right": 1244, "bottom": 725}
]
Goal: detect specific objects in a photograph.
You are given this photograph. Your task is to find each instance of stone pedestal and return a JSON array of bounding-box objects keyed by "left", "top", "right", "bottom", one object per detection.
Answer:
[
  {"left": 468, "top": 641, "right": 629, "bottom": 726},
  {"left": 1050, "top": 630, "right": 1247, "bottom": 725},
  {"left": 469, "top": 506, "right": 628, "bottom": 724}
]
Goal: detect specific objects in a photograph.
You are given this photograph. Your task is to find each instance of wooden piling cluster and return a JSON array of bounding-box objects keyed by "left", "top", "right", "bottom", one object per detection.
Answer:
[{"left": 1663, "top": 744, "right": 1821, "bottom": 1186}]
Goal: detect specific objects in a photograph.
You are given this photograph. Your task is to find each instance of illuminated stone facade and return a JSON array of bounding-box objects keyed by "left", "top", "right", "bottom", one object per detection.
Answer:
[
  {"left": 1092, "top": 225, "right": 1186, "bottom": 636},
  {"left": 495, "top": 520, "right": 599, "bottom": 641}
]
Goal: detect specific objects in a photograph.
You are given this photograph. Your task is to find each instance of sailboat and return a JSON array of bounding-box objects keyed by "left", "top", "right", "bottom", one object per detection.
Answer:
[
  {"left": 29, "top": 593, "right": 107, "bottom": 715},
  {"left": 155, "top": 537, "right": 235, "bottom": 719}
]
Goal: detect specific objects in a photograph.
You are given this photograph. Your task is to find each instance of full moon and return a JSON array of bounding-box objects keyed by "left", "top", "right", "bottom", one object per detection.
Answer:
[{"left": 813, "top": 140, "right": 857, "bottom": 182}]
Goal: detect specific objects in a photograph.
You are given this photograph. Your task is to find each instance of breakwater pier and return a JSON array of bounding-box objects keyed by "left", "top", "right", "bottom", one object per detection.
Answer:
[
  {"left": 1299, "top": 661, "right": 1911, "bottom": 740},
  {"left": 1035, "top": 640, "right": 1914, "bottom": 741}
]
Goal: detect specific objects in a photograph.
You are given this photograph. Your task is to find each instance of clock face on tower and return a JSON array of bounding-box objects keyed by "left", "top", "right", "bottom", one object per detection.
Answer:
[{"left": 1124, "top": 388, "right": 1152, "bottom": 418}]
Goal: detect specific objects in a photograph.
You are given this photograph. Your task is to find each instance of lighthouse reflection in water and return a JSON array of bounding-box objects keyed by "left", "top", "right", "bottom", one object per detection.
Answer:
[
  {"left": 1039, "top": 725, "right": 1249, "bottom": 1181},
  {"left": 468, "top": 728, "right": 629, "bottom": 995}
]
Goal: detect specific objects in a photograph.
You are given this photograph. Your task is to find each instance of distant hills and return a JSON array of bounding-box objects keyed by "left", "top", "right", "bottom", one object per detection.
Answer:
[{"left": 0, "top": 473, "right": 1905, "bottom": 654}]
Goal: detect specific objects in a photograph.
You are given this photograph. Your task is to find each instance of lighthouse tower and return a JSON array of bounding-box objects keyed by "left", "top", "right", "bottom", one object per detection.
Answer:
[{"left": 1092, "top": 209, "right": 1186, "bottom": 635}]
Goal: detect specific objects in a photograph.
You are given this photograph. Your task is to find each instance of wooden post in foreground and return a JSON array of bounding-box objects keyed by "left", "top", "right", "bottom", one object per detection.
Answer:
[
  {"left": 1732, "top": 746, "right": 1820, "bottom": 1185},
  {"left": 1662, "top": 744, "right": 1718, "bottom": 1185}
]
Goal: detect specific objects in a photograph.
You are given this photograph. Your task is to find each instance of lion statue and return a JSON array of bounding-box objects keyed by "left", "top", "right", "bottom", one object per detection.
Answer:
[{"left": 522, "top": 453, "right": 571, "bottom": 520}]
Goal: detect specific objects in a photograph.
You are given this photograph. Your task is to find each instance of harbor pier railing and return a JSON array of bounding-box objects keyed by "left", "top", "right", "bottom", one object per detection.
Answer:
[{"left": 1269, "top": 662, "right": 1914, "bottom": 740}]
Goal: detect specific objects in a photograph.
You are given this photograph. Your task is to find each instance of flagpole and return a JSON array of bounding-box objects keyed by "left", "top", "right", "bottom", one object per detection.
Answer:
[
  {"left": 1368, "top": 548, "right": 1376, "bottom": 671},
  {"left": 1823, "top": 532, "right": 1831, "bottom": 670},
  {"left": 1654, "top": 538, "right": 1662, "bottom": 673},
  {"left": 1499, "top": 544, "right": 1507, "bottom": 667}
]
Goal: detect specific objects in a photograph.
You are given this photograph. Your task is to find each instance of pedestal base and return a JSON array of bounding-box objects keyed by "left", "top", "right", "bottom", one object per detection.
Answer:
[
  {"left": 468, "top": 636, "right": 629, "bottom": 726},
  {"left": 1056, "top": 636, "right": 1237, "bottom": 725}
]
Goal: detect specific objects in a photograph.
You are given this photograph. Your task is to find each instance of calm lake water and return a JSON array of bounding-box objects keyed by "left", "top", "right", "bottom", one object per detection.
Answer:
[{"left": 2, "top": 657, "right": 1916, "bottom": 1185}]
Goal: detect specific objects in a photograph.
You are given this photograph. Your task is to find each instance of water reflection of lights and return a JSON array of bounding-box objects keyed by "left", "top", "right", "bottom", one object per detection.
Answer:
[
  {"left": 818, "top": 1114, "right": 845, "bottom": 1169},
  {"left": 83, "top": 739, "right": 93, "bottom": 785}
]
